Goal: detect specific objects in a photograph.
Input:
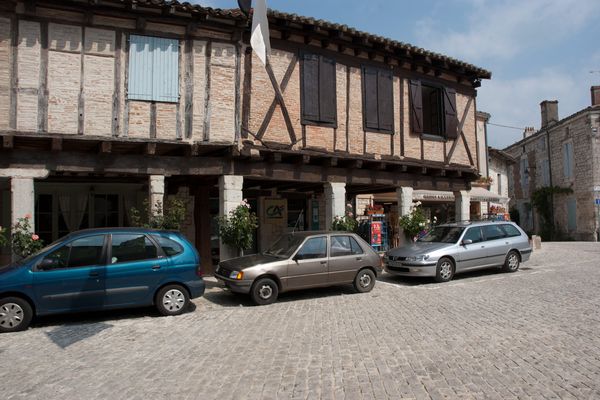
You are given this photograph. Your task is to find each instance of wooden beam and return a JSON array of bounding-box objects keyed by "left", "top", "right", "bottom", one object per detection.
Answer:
[
  {"left": 51, "top": 137, "right": 62, "bottom": 152},
  {"left": 99, "top": 141, "right": 112, "bottom": 154},
  {"left": 3, "top": 135, "right": 13, "bottom": 149},
  {"left": 145, "top": 142, "right": 157, "bottom": 155}
]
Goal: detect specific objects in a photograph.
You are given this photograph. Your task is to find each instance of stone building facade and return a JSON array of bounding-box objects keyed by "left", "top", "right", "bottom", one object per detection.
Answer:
[
  {"left": 504, "top": 89, "right": 600, "bottom": 241},
  {"left": 0, "top": 0, "right": 490, "bottom": 268}
]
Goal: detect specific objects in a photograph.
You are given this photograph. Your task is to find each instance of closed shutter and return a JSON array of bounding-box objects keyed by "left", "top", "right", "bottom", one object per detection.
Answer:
[
  {"left": 363, "top": 67, "right": 379, "bottom": 130},
  {"left": 152, "top": 37, "right": 179, "bottom": 102},
  {"left": 301, "top": 53, "right": 320, "bottom": 122},
  {"left": 563, "top": 142, "right": 573, "bottom": 179},
  {"left": 409, "top": 80, "right": 423, "bottom": 134},
  {"left": 443, "top": 87, "right": 458, "bottom": 138},
  {"left": 567, "top": 198, "right": 577, "bottom": 231},
  {"left": 377, "top": 69, "right": 394, "bottom": 133},
  {"left": 319, "top": 56, "right": 336, "bottom": 125},
  {"left": 128, "top": 35, "right": 154, "bottom": 101}
]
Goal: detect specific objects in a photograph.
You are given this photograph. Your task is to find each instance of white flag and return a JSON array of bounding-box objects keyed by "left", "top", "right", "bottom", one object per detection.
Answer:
[{"left": 250, "top": 0, "right": 271, "bottom": 66}]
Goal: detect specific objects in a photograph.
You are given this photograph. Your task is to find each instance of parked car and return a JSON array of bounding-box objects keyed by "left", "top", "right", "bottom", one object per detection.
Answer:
[
  {"left": 384, "top": 221, "right": 532, "bottom": 283},
  {"left": 214, "top": 231, "right": 382, "bottom": 305},
  {"left": 0, "top": 228, "right": 205, "bottom": 333}
]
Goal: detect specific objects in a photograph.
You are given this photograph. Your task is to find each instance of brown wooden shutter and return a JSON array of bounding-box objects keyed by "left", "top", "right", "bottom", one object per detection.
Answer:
[
  {"left": 363, "top": 67, "right": 379, "bottom": 130},
  {"left": 377, "top": 69, "right": 394, "bottom": 132},
  {"left": 409, "top": 80, "right": 423, "bottom": 134},
  {"left": 301, "top": 53, "right": 320, "bottom": 122},
  {"left": 319, "top": 56, "right": 336, "bottom": 125},
  {"left": 443, "top": 86, "right": 458, "bottom": 139}
]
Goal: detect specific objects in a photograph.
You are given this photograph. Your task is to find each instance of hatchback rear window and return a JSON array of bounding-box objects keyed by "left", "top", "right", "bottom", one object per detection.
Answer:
[{"left": 151, "top": 235, "right": 184, "bottom": 256}]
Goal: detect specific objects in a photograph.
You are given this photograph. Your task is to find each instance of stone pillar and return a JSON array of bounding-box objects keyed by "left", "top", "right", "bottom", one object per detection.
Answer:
[
  {"left": 324, "top": 182, "right": 346, "bottom": 230},
  {"left": 11, "top": 178, "right": 35, "bottom": 228},
  {"left": 148, "top": 175, "right": 165, "bottom": 216},
  {"left": 454, "top": 190, "right": 471, "bottom": 222},
  {"left": 396, "top": 187, "right": 413, "bottom": 217},
  {"left": 219, "top": 175, "right": 243, "bottom": 260}
]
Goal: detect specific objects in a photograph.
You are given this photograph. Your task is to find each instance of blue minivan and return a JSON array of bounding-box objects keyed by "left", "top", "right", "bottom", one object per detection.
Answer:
[{"left": 0, "top": 228, "right": 205, "bottom": 333}]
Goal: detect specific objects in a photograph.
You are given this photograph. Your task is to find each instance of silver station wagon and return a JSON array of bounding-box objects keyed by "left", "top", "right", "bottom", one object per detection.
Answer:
[
  {"left": 385, "top": 221, "right": 532, "bottom": 282},
  {"left": 215, "top": 231, "right": 382, "bottom": 305}
]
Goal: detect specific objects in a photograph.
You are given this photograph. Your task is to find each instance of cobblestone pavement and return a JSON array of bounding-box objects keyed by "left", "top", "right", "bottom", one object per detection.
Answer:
[{"left": 2, "top": 243, "right": 600, "bottom": 400}]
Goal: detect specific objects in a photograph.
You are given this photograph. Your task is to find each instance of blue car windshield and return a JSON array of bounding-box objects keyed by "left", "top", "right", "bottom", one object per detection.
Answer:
[
  {"left": 265, "top": 234, "right": 305, "bottom": 258},
  {"left": 418, "top": 226, "right": 464, "bottom": 244}
]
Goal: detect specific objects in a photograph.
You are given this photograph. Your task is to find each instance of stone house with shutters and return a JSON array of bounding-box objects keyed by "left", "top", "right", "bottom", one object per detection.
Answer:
[
  {"left": 504, "top": 88, "right": 600, "bottom": 241},
  {"left": 0, "top": 0, "right": 491, "bottom": 269}
]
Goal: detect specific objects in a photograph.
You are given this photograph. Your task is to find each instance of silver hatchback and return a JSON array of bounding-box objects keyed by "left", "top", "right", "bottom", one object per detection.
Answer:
[{"left": 385, "top": 221, "right": 532, "bottom": 282}]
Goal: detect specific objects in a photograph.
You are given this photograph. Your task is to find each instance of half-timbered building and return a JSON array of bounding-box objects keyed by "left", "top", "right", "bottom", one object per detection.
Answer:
[{"left": 0, "top": 0, "right": 491, "bottom": 269}]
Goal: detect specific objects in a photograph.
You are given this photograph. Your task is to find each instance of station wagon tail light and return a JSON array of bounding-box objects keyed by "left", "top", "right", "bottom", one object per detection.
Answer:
[
  {"left": 230, "top": 271, "right": 244, "bottom": 280},
  {"left": 196, "top": 267, "right": 203, "bottom": 277}
]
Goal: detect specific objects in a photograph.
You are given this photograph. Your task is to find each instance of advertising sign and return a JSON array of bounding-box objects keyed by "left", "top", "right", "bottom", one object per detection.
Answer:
[
  {"left": 371, "top": 221, "right": 382, "bottom": 245},
  {"left": 264, "top": 198, "right": 286, "bottom": 220}
]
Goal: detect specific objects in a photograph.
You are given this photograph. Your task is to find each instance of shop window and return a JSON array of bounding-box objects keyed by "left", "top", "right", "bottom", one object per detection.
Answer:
[
  {"left": 409, "top": 80, "right": 458, "bottom": 139},
  {"left": 301, "top": 53, "right": 336, "bottom": 127},
  {"left": 287, "top": 198, "right": 306, "bottom": 230},
  {"left": 94, "top": 194, "right": 119, "bottom": 228},
  {"left": 362, "top": 66, "right": 394, "bottom": 133},
  {"left": 128, "top": 35, "right": 179, "bottom": 102}
]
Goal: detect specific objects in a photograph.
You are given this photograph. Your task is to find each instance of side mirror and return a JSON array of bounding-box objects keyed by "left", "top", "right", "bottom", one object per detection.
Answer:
[
  {"left": 462, "top": 239, "right": 473, "bottom": 246},
  {"left": 38, "top": 258, "right": 59, "bottom": 270}
]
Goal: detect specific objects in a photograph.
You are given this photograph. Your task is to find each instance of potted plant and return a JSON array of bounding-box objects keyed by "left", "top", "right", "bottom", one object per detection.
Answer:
[
  {"left": 217, "top": 199, "right": 259, "bottom": 257},
  {"left": 331, "top": 202, "right": 358, "bottom": 232},
  {"left": 399, "top": 201, "right": 431, "bottom": 242}
]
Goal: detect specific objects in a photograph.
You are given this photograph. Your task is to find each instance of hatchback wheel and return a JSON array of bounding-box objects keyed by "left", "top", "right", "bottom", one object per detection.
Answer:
[
  {"left": 156, "top": 285, "right": 190, "bottom": 316},
  {"left": 0, "top": 297, "right": 33, "bottom": 333},
  {"left": 354, "top": 269, "right": 376, "bottom": 293},
  {"left": 503, "top": 251, "right": 520, "bottom": 272},
  {"left": 250, "top": 278, "right": 279, "bottom": 305},
  {"left": 435, "top": 257, "right": 455, "bottom": 283}
]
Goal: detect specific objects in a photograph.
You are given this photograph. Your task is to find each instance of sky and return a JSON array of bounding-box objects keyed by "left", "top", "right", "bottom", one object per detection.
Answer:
[{"left": 193, "top": 0, "right": 600, "bottom": 149}]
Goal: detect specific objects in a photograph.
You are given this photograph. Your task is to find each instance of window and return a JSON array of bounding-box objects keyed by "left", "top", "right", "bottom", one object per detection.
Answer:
[
  {"left": 501, "top": 224, "right": 521, "bottom": 238},
  {"left": 482, "top": 225, "right": 506, "bottom": 241},
  {"left": 295, "top": 237, "right": 327, "bottom": 260},
  {"left": 111, "top": 234, "right": 158, "bottom": 264},
  {"left": 362, "top": 66, "right": 394, "bottom": 133},
  {"left": 128, "top": 35, "right": 179, "bottom": 102},
  {"left": 151, "top": 235, "right": 184, "bottom": 257},
  {"left": 300, "top": 53, "right": 336, "bottom": 126},
  {"left": 520, "top": 157, "right": 529, "bottom": 188},
  {"left": 42, "top": 235, "right": 106, "bottom": 269},
  {"left": 541, "top": 159, "right": 550, "bottom": 186},
  {"left": 94, "top": 194, "right": 119, "bottom": 228},
  {"left": 409, "top": 80, "right": 457, "bottom": 139},
  {"left": 563, "top": 142, "right": 574, "bottom": 180},
  {"left": 497, "top": 173, "right": 502, "bottom": 195},
  {"left": 462, "top": 227, "right": 483, "bottom": 243},
  {"left": 567, "top": 198, "right": 577, "bottom": 231},
  {"left": 330, "top": 236, "right": 364, "bottom": 257}
]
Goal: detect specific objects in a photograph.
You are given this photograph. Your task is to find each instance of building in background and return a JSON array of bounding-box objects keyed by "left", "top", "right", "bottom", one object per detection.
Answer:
[
  {"left": 504, "top": 87, "right": 600, "bottom": 241},
  {"left": 0, "top": 0, "right": 491, "bottom": 266}
]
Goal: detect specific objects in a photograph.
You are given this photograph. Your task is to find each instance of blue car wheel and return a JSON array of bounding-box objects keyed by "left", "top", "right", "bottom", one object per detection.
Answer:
[{"left": 0, "top": 297, "right": 33, "bottom": 333}]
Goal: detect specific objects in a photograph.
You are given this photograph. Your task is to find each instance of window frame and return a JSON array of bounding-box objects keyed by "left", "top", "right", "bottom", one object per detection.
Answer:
[
  {"left": 563, "top": 141, "right": 574, "bottom": 181},
  {"left": 300, "top": 52, "right": 338, "bottom": 128},
  {"left": 361, "top": 65, "right": 394, "bottom": 134},
  {"left": 409, "top": 79, "right": 458, "bottom": 141},
  {"left": 294, "top": 236, "right": 328, "bottom": 261},
  {"left": 329, "top": 235, "right": 365, "bottom": 258},
  {"left": 481, "top": 225, "right": 507, "bottom": 241}
]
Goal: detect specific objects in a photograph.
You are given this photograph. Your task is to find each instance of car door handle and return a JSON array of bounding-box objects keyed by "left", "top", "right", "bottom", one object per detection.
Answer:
[
  {"left": 320, "top": 261, "right": 327, "bottom": 265},
  {"left": 151, "top": 265, "right": 161, "bottom": 270},
  {"left": 356, "top": 257, "right": 362, "bottom": 261},
  {"left": 480, "top": 246, "right": 485, "bottom": 249},
  {"left": 89, "top": 271, "right": 99, "bottom": 278}
]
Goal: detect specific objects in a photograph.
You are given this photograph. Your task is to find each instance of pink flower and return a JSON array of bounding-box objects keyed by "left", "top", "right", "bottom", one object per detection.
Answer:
[
  {"left": 31, "top": 234, "right": 39, "bottom": 241},
  {"left": 24, "top": 213, "right": 32, "bottom": 219}
]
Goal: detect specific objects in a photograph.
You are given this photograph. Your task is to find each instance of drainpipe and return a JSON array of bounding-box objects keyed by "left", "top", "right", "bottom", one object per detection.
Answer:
[{"left": 545, "top": 129, "right": 555, "bottom": 237}]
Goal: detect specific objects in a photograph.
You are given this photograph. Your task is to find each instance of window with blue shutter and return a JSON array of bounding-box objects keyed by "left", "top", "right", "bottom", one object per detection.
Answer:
[
  {"left": 541, "top": 159, "right": 550, "bottom": 186},
  {"left": 567, "top": 198, "right": 577, "bottom": 231},
  {"left": 128, "top": 35, "right": 179, "bottom": 103}
]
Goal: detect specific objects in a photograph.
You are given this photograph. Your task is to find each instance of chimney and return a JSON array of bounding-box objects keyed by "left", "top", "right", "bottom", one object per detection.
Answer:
[
  {"left": 523, "top": 126, "right": 535, "bottom": 139},
  {"left": 591, "top": 86, "right": 600, "bottom": 106},
  {"left": 540, "top": 100, "right": 558, "bottom": 129}
]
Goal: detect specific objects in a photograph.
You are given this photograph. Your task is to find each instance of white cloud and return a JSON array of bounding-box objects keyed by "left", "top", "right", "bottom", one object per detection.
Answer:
[{"left": 415, "top": 0, "right": 600, "bottom": 63}]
